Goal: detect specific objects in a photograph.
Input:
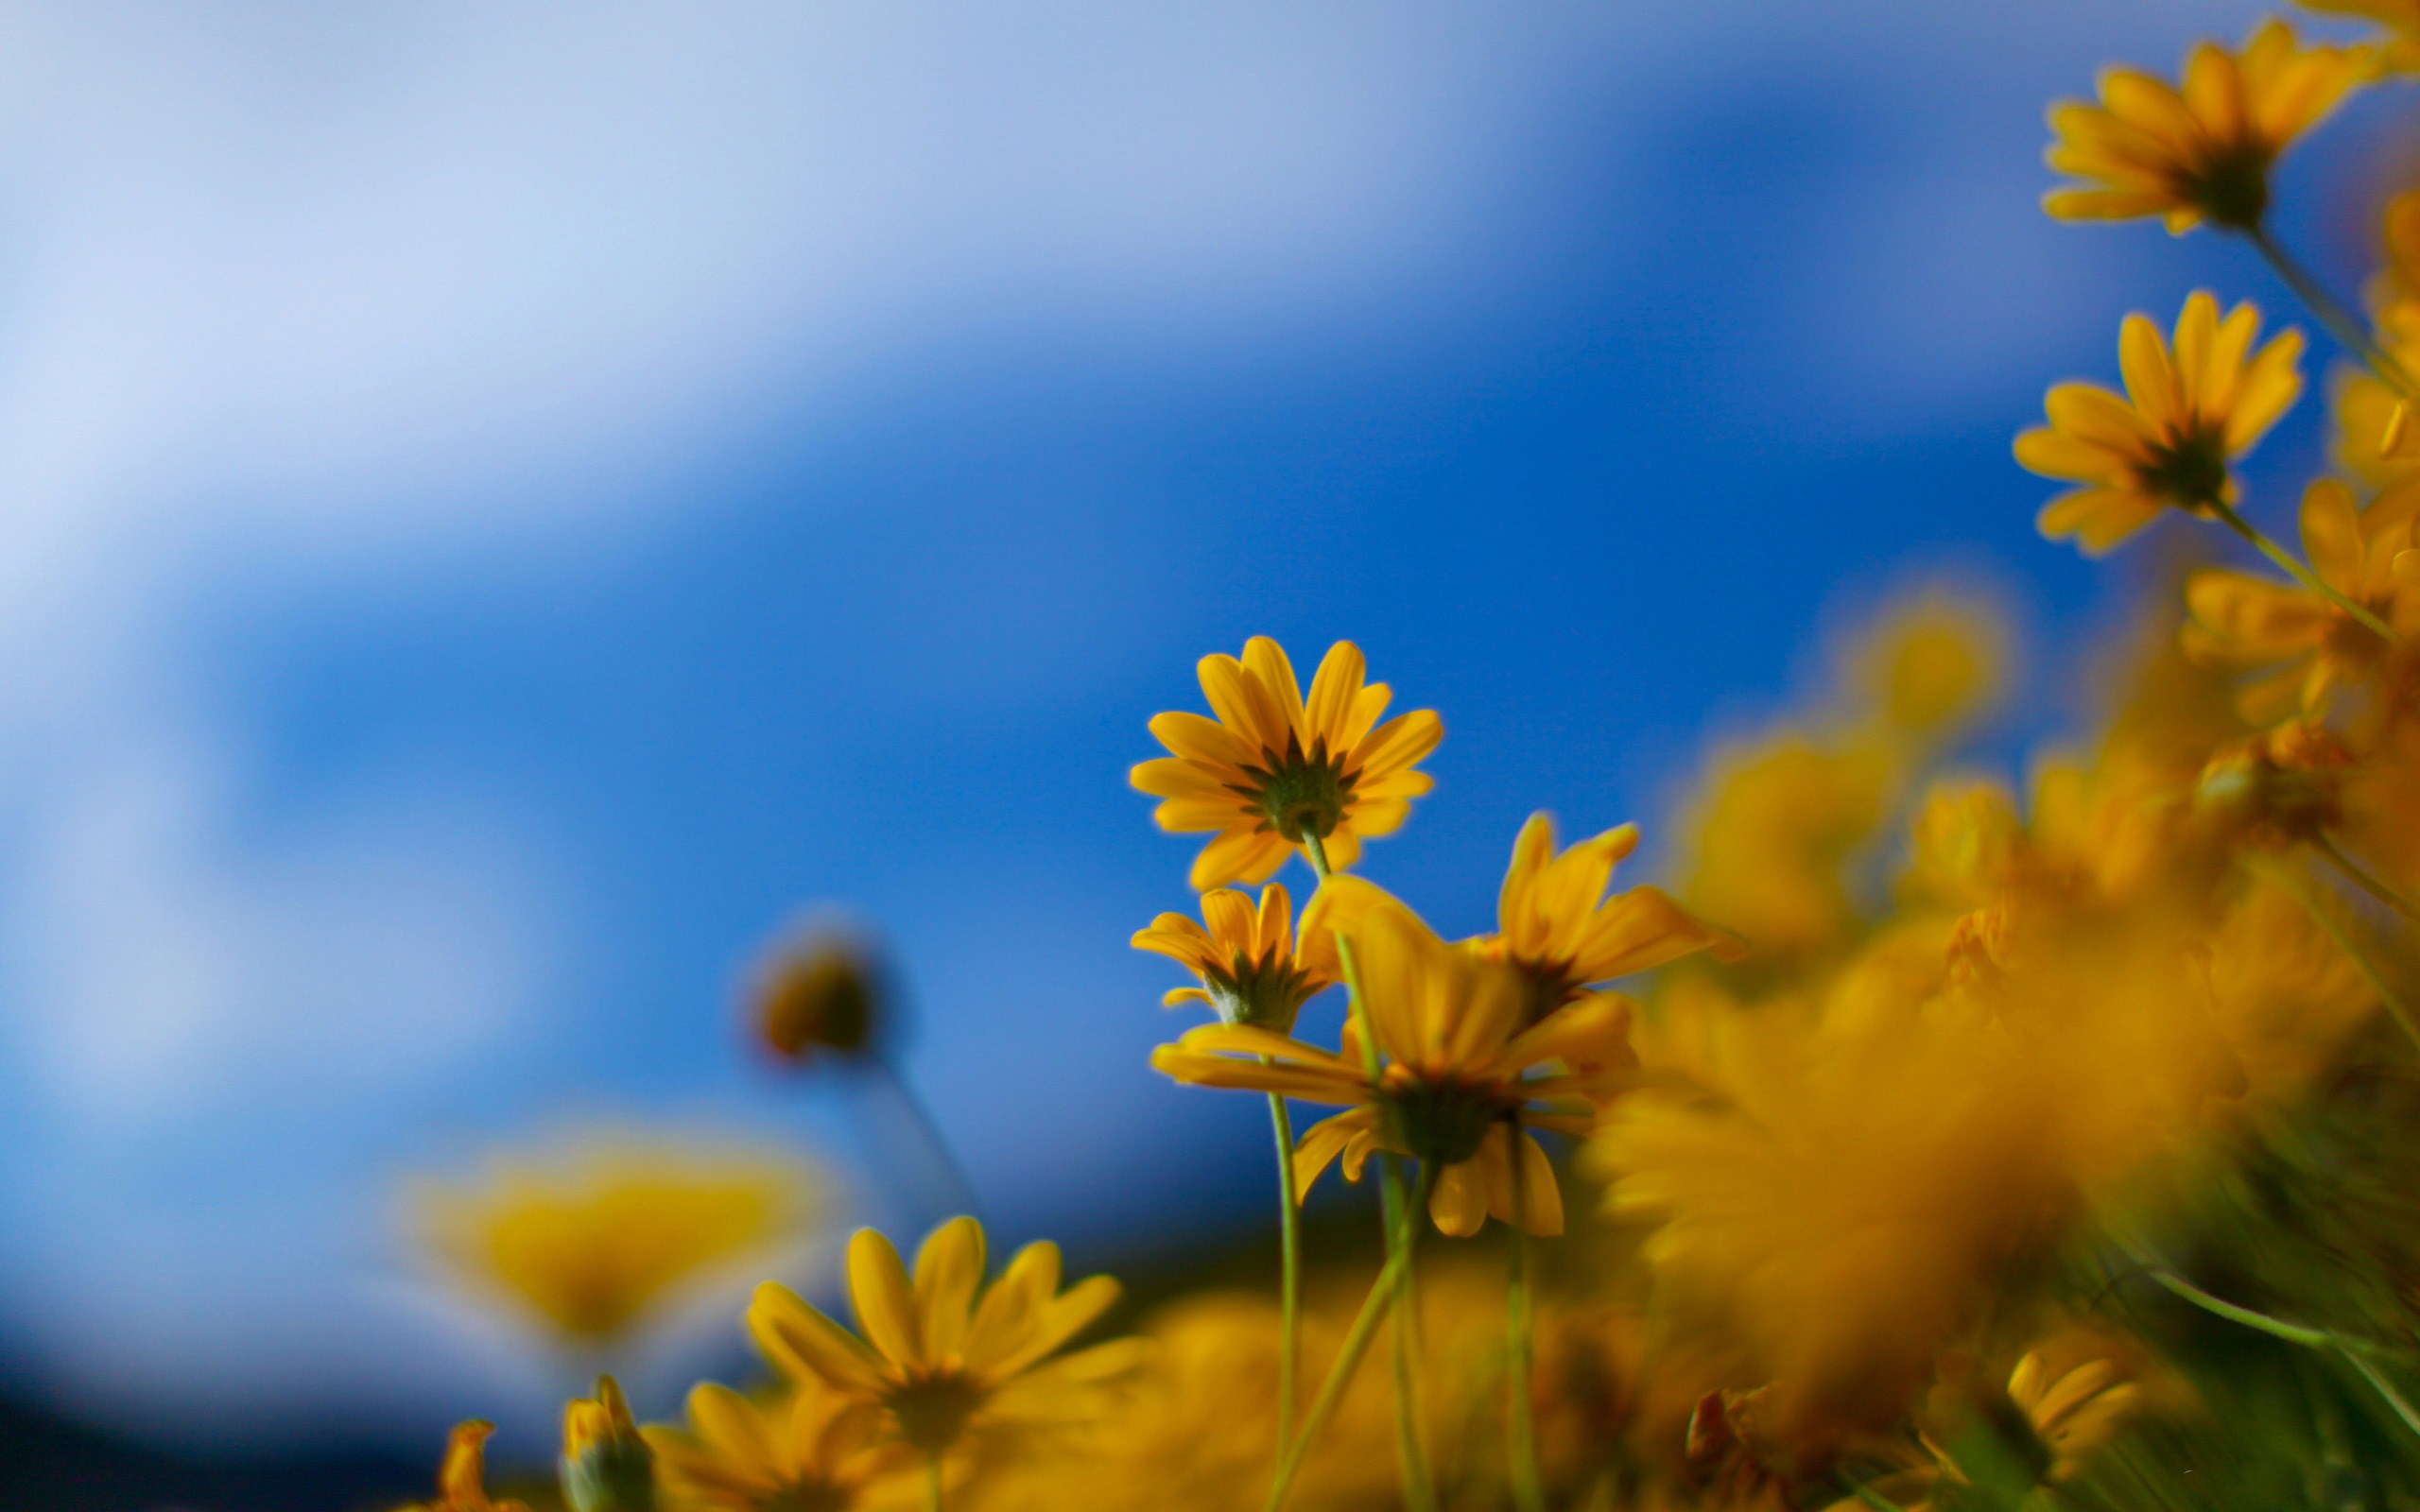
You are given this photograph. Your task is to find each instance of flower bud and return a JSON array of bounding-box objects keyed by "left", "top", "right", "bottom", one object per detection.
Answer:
[
  {"left": 560, "top": 1376, "right": 655, "bottom": 1512},
  {"left": 753, "top": 926, "right": 885, "bottom": 1068}
]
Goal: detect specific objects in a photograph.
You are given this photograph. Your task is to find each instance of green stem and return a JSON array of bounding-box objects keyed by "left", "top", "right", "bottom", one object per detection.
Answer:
[
  {"left": 2207, "top": 499, "right": 2402, "bottom": 644},
  {"left": 1304, "top": 830, "right": 1333, "bottom": 885},
  {"left": 2315, "top": 832, "right": 2420, "bottom": 922},
  {"left": 2142, "top": 1265, "right": 2336, "bottom": 1349},
  {"left": 1506, "top": 1128, "right": 1547, "bottom": 1512},
  {"left": 2346, "top": 1350, "right": 2420, "bottom": 1440},
  {"left": 2260, "top": 857, "right": 2420, "bottom": 1055},
  {"left": 1268, "top": 1090, "right": 1303, "bottom": 1457},
  {"left": 925, "top": 1452, "right": 945, "bottom": 1512},
  {"left": 1263, "top": 1166, "right": 1434, "bottom": 1512},
  {"left": 1842, "top": 1481, "right": 1913, "bottom": 1512},
  {"left": 2248, "top": 223, "right": 2420, "bottom": 404}
]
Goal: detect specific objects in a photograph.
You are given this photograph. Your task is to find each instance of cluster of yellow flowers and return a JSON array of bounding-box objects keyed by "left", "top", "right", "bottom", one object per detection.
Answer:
[{"left": 395, "top": 7, "right": 2420, "bottom": 1509}]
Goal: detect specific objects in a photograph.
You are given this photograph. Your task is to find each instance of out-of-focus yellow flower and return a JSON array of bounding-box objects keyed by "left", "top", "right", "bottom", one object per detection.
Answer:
[
  {"left": 417, "top": 1138, "right": 822, "bottom": 1346},
  {"left": 2044, "top": 20, "right": 2370, "bottom": 232},
  {"left": 643, "top": 1381, "right": 912, "bottom": 1512},
  {"left": 399, "top": 1420, "right": 529, "bottom": 1512},
  {"left": 1152, "top": 879, "right": 1634, "bottom": 1235},
  {"left": 1845, "top": 593, "right": 2009, "bottom": 741},
  {"left": 1132, "top": 637, "right": 1442, "bottom": 888},
  {"left": 1678, "top": 737, "right": 1893, "bottom": 968},
  {"left": 755, "top": 927, "right": 885, "bottom": 1068},
  {"left": 748, "top": 1217, "right": 1142, "bottom": 1460},
  {"left": 1132, "top": 882, "right": 1338, "bottom": 1032},
  {"left": 1475, "top": 813, "right": 1742, "bottom": 1024},
  {"left": 2305, "top": 0, "right": 2420, "bottom": 71},
  {"left": 562, "top": 1376, "right": 657, "bottom": 1512},
  {"left": 2186, "top": 478, "right": 2420, "bottom": 720},
  {"left": 2017, "top": 292, "right": 2304, "bottom": 554},
  {"left": 2004, "top": 1350, "right": 2140, "bottom": 1481}
]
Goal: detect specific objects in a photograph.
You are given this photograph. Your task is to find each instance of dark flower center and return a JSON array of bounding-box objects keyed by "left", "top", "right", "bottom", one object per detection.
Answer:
[
  {"left": 1236, "top": 734, "right": 1355, "bottom": 842},
  {"left": 2185, "top": 143, "right": 2273, "bottom": 231},
  {"left": 2135, "top": 428, "right": 2230, "bottom": 511},
  {"left": 886, "top": 1372, "right": 989, "bottom": 1454},
  {"left": 759, "top": 1481, "right": 855, "bottom": 1512},
  {"left": 1384, "top": 1074, "right": 1515, "bottom": 1167}
]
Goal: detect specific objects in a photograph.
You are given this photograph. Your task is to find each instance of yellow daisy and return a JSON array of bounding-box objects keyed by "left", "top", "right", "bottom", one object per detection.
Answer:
[
  {"left": 2016, "top": 291, "right": 2304, "bottom": 554},
  {"left": 747, "top": 1217, "right": 1145, "bottom": 1463},
  {"left": 400, "top": 1420, "right": 529, "bottom": 1512},
  {"left": 643, "top": 1382, "right": 914, "bottom": 1512},
  {"left": 1132, "top": 637, "right": 1442, "bottom": 889},
  {"left": 1132, "top": 881, "right": 1340, "bottom": 1032},
  {"left": 2044, "top": 20, "right": 2370, "bottom": 232},
  {"left": 1477, "top": 813, "right": 1743, "bottom": 1023},
  {"left": 2185, "top": 477, "right": 2420, "bottom": 719},
  {"left": 2004, "top": 1351, "right": 2140, "bottom": 1482},
  {"left": 1150, "top": 878, "right": 1636, "bottom": 1236},
  {"left": 2304, "top": 0, "right": 2420, "bottom": 72}
]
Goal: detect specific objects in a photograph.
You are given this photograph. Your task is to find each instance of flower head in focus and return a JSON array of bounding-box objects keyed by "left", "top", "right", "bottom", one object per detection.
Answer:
[
  {"left": 1477, "top": 813, "right": 1742, "bottom": 1024},
  {"left": 1152, "top": 879, "right": 1636, "bottom": 1236},
  {"left": 643, "top": 1382, "right": 912, "bottom": 1512},
  {"left": 417, "top": 1137, "right": 823, "bottom": 1347},
  {"left": 562, "top": 1377, "right": 657, "bottom": 1512},
  {"left": 2186, "top": 477, "right": 2420, "bottom": 721},
  {"left": 1132, "top": 882, "right": 1339, "bottom": 1033},
  {"left": 2044, "top": 20, "right": 2370, "bottom": 232},
  {"left": 1132, "top": 637, "right": 1442, "bottom": 888},
  {"left": 748, "top": 1217, "right": 1144, "bottom": 1460},
  {"left": 400, "top": 1420, "right": 530, "bottom": 1512},
  {"left": 2017, "top": 292, "right": 2304, "bottom": 554}
]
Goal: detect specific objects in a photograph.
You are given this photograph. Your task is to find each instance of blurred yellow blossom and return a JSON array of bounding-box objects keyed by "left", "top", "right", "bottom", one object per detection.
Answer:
[
  {"left": 643, "top": 1381, "right": 914, "bottom": 1512},
  {"left": 398, "top": 1420, "right": 529, "bottom": 1512}
]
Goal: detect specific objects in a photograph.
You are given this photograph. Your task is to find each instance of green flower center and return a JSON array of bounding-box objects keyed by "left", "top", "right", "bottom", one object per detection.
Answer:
[
  {"left": 1237, "top": 735, "right": 1355, "bottom": 843},
  {"left": 2185, "top": 143, "right": 2273, "bottom": 231},
  {"left": 1204, "top": 951, "right": 1321, "bottom": 1034},
  {"left": 2135, "top": 427, "right": 2230, "bottom": 511},
  {"left": 1384, "top": 1074, "right": 1514, "bottom": 1167},
  {"left": 886, "top": 1372, "right": 989, "bottom": 1455}
]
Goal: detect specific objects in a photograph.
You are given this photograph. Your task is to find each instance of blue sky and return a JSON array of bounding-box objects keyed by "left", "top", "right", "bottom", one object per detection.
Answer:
[{"left": 0, "top": 0, "right": 2379, "bottom": 1452}]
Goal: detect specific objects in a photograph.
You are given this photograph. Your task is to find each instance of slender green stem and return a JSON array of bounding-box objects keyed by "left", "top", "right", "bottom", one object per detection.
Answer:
[
  {"left": 2346, "top": 1350, "right": 2420, "bottom": 1439},
  {"left": 1304, "top": 830, "right": 1334, "bottom": 885},
  {"left": 2248, "top": 223, "right": 2420, "bottom": 404},
  {"left": 2207, "top": 500, "right": 2402, "bottom": 644},
  {"left": 865, "top": 1057, "right": 983, "bottom": 1225},
  {"left": 925, "top": 1452, "right": 945, "bottom": 1512},
  {"left": 1842, "top": 1481, "right": 1913, "bottom": 1512},
  {"left": 1267, "top": 1090, "right": 1303, "bottom": 1456},
  {"left": 2142, "top": 1265, "right": 2336, "bottom": 1349},
  {"left": 2315, "top": 832, "right": 2420, "bottom": 921},
  {"left": 1505, "top": 1127, "right": 1547, "bottom": 1512},
  {"left": 2260, "top": 857, "right": 2420, "bottom": 1054},
  {"left": 1263, "top": 1166, "right": 1434, "bottom": 1512}
]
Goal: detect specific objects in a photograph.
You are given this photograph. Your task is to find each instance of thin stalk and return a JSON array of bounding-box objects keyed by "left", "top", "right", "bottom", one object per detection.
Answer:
[
  {"left": 2260, "top": 857, "right": 2420, "bottom": 1055},
  {"left": 1506, "top": 1127, "right": 1547, "bottom": 1512},
  {"left": 925, "top": 1452, "right": 945, "bottom": 1512},
  {"left": 863, "top": 1057, "right": 982, "bottom": 1225},
  {"left": 2346, "top": 1350, "right": 2420, "bottom": 1440},
  {"left": 1331, "top": 921, "right": 1435, "bottom": 1512},
  {"left": 2142, "top": 1265, "right": 2335, "bottom": 1349},
  {"left": 1304, "top": 830, "right": 1334, "bottom": 885},
  {"left": 2207, "top": 500, "right": 2402, "bottom": 644},
  {"left": 1267, "top": 1089, "right": 1303, "bottom": 1454},
  {"left": 1842, "top": 1481, "right": 1913, "bottom": 1512},
  {"left": 2315, "top": 832, "right": 2420, "bottom": 921},
  {"left": 2248, "top": 223, "right": 2420, "bottom": 404},
  {"left": 1263, "top": 1166, "right": 1435, "bottom": 1512}
]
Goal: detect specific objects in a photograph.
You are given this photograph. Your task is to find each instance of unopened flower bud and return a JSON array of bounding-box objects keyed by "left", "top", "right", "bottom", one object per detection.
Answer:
[
  {"left": 560, "top": 1376, "right": 655, "bottom": 1512},
  {"left": 753, "top": 926, "right": 885, "bottom": 1068}
]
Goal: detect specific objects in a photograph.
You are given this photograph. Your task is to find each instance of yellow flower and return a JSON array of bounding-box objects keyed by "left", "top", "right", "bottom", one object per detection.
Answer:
[
  {"left": 399, "top": 1420, "right": 530, "bottom": 1512},
  {"left": 1844, "top": 592, "right": 2009, "bottom": 741},
  {"left": 2003, "top": 1351, "right": 2139, "bottom": 1482},
  {"left": 1132, "top": 881, "right": 1340, "bottom": 1032},
  {"left": 2044, "top": 20, "right": 2369, "bottom": 232},
  {"left": 1677, "top": 735, "right": 1893, "bottom": 969},
  {"left": 747, "top": 1216, "right": 1143, "bottom": 1460},
  {"left": 2185, "top": 477, "right": 2420, "bottom": 720},
  {"left": 643, "top": 1382, "right": 913, "bottom": 1512},
  {"left": 1477, "top": 813, "right": 1742, "bottom": 1023},
  {"left": 417, "top": 1137, "right": 822, "bottom": 1346},
  {"left": 2016, "top": 292, "right": 2304, "bottom": 554},
  {"left": 1132, "top": 637, "right": 1442, "bottom": 888},
  {"left": 2304, "top": 0, "right": 2420, "bottom": 72},
  {"left": 1150, "top": 879, "right": 1635, "bottom": 1236},
  {"left": 562, "top": 1377, "right": 657, "bottom": 1512}
]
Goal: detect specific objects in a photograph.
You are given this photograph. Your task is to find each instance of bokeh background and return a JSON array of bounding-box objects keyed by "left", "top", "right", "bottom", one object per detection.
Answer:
[{"left": 0, "top": 0, "right": 2396, "bottom": 1501}]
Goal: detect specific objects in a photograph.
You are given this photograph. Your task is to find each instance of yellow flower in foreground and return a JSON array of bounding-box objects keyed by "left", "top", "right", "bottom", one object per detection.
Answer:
[
  {"left": 2186, "top": 477, "right": 2420, "bottom": 719},
  {"left": 1132, "top": 881, "right": 1340, "bottom": 1032},
  {"left": 2005, "top": 1350, "right": 2139, "bottom": 1482},
  {"left": 1478, "top": 813, "right": 1741, "bottom": 1023},
  {"left": 400, "top": 1420, "right": 529, "bottom": 1512},
  {"left": 2305, "top": 0, "right": 2420, "bottom": 71},
  {"left": 418, "top": 1138, "right": 822, "bottom": 1345},
  {"left": 644, "top": 1382, "right": 912, "bottom": 1512},
  {"left": 2044, "top": 20, "right": 2369, "bottom": 232},
  {"left": 1132, "top": 637, "right": 1442, "bottom": 888},
  {"left": 1151, "top": 879, "right": 1635, "bottom": 1235},
  {"left": 2017, "top": 292, "right": 2304, "bottom": 554},
  {"left": 748, "top": 1217, "right": 1143, "bottom": 1460}
]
